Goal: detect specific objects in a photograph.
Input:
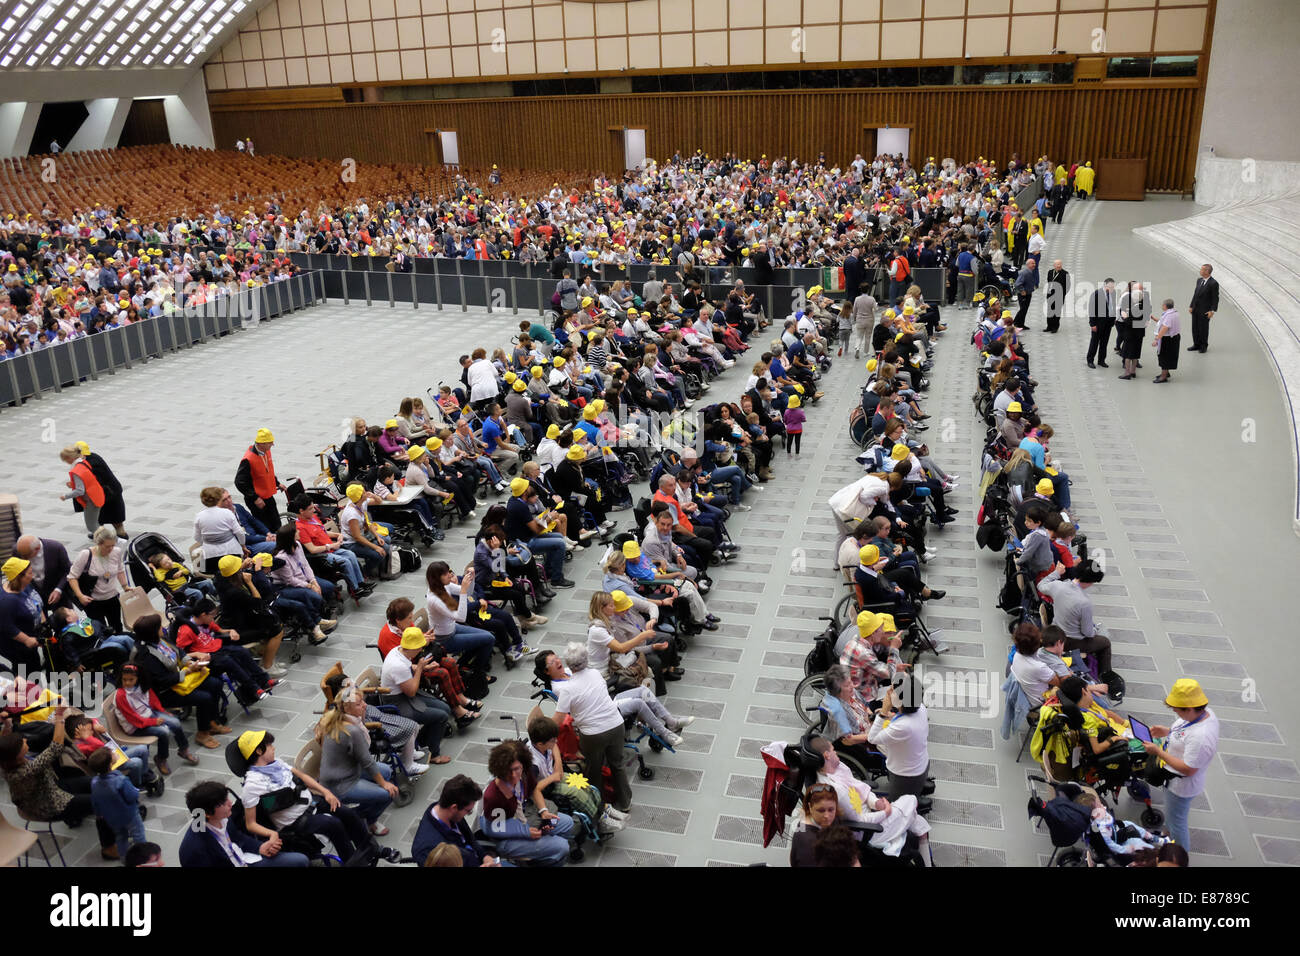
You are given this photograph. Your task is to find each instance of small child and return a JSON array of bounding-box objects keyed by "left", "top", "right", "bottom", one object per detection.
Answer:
[
  {"left": 57, "top": 607, "right": 135, "bottom": 671},
  {"left": 783, "top": 395, "right": 806, "bottom": 456},
  {"left": 436, "top": 385, "right": 462, "bottom": 422},
  {"left": 148, "top": 551, "right": 215, "bottom": 606},
  {"left": 88, "top": 747, "right": 146, "bottom": 863},
  {"left": 836, "top": 306, "right": 853, "bottom": 357},
  {"left": 1086, "top": 794, "right": 1168, "bottom": 858},
  {"left": 65, "top": 714, "right": 156, "bottom": 791},
  {"left": 114, "top": 663, "right": 199, "bottom": 775}
]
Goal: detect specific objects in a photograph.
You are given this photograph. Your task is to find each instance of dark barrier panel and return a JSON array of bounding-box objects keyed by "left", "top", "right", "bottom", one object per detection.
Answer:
[
  {"left": 515, "top": 278, "right": 540, "bottom": 313},
  {"left": 366, "top": 256, "right": 391, "bottom": 273},
  {"left": 1, "top": 358, "right": 20, "bottom": 406},
  {"left": 322, "top": 270, "right": 344, "bottom": 299},
  {"left": 389, "top": 271, "right": 412, "bottom": 305},
  {"left": 912, "top": 268, "right": 945, "bottom": 303},
  {"left": 288, "top": 253, "right": 311, "bottom": 270},
  {"left": 437, "top": 272, "right": 460, "bottom": 307},
  {"left": 413, "top": 257, "right": 438, "bottom": 275},
  {"left": 257, "top": 287, "right": 272, "bottom": 322},
  {"left": 415, "top": 273, "right": 440, "bottom": 308},
  {"left": 433, "top": 257, "right": 461, "bottom": 275},
  {"left": 31, "top": 348, "right": 57, "bottom": 393},
  {"left": 327, "top": 254, "right": 351, "bottom": 272},
  {"left": 481, "top": 260, "right": 507, "bottom": 278},
  {"left": 89, "top": 328, "right": 112, "bottom": 371},
  {"left": 70, "top": 335, "right": 94, "bottom": 379},
  {"left": 463, "top": 274, "right": 488, "bottom": 308},
  {"left": 52, "top": 341, "right": 79, "bottom": 384},
  {"left": 124, "top": 322, "right": 145, "bottom": 363},
  {"left": 344, "top": 271, "right": 368, "bottom": 301},
  {"left": 105, "top": 327, "right": 132, "bottom": 369},
  {"left": 138, "top": 318, "right": 163, "bottom": 358},
  {"left": 10, "top": 354, "right": 34, "bottom": 401}
]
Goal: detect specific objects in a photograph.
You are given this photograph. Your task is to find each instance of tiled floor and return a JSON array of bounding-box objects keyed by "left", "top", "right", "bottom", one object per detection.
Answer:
[{"left": 3, "top": 194, "right": 1299, "bottom": 867}]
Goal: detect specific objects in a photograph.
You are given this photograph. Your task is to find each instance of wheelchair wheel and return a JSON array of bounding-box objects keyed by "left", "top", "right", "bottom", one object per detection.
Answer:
[
  {"left": 803, "top": 646, "right": 821, "bottom": 677},
  {"left": 392, "top": 780, "right": 415, "bottom": 809},
  {"left": 838, "top": 749, "right": 872, "bottom": 783},
  {"left": 648, "top": 738, "right": 663, "bottom": 753},
  {"left": 832, "top": 593, "right": 856, "bottom": 632},
  {"left": 639, "top": 766, "right": 655, "bottom": 780},
  {"left": 1056, "top": 848, "right": 1086, "bottom": 867},
  {"left": 793, "top": 673, "right": 827, "bottom": 726},
  {"left": 1140, "top": 807, "right": 1164, "bottom": 828}
]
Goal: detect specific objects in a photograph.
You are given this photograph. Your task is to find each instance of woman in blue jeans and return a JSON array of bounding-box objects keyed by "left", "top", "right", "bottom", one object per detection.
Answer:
[
  {"left": 424, "top": 562, "right": 497, "bottom": 673},
  {"left": 317, "top": 683, "right": 400, "bottom": 835}
]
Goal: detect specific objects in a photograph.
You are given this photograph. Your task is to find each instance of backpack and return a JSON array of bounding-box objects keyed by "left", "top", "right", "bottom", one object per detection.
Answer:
[
  {"left": 388, "top": 546, "right": 421, "bottom": 577},
  {"left": 1027, "top": 789, "right": 1092, "bottom": 848}
]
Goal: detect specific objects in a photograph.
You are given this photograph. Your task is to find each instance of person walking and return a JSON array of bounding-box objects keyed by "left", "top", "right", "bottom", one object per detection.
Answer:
[
  {"left": 1187, "top": 263, "right": 1219, "bottom": 353},
  {"left": 1139, "top": 679, "right": 1219, "bottom": 853},
  {"left": 1086, "top": 278, "right": 1116, "bottom": 369},
  {"left": 235, "top": 428, "right": 287, "bottom": 531},
  {"left": 1044, "top": 260, "right": 1069, "bottom": 333},
  {"left": 1152, "top": 298, "right": 1182, "bottom": 384}
]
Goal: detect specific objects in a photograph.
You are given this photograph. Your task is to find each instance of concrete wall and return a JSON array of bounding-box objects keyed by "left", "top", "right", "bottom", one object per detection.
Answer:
[
  {"left": 1199, "top": 0, "right": 1300, "bottom": 163},
  {"left": 163, "top": 72, "right": 216, "bottom": 149}
]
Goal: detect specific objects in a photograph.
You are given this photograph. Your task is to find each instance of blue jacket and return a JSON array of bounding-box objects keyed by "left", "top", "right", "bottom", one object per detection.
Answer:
[
  {"left": 90, "top": 770, "right": 139, "bottom": 830},
  {"left": 1000, "top": 670, "right": 1033, "bottom": 741},
  {"left": 412, "top": 805, "right": 487, "bottom": 867},
  {"left": 234, "top": 503, "right": 271, "bottom": 544}
]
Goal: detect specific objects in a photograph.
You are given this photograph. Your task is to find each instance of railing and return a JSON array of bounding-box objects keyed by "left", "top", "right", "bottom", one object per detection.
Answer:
[
  {"left": 0, "top": 271, "right": 324, "bottom": 408},
  {"left": 282, "top": 252, "right": 949, "bottom": 322}
]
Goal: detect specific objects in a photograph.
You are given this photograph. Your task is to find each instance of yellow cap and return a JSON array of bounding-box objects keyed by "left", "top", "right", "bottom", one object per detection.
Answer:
[
  {"left": 787, "top": 395, "right": 800, "bottom": 408},
  {"left": 866, "top": 359, "right": 878, "bottom": 372},
  {"left": 237, "top": 730, "right": 267, "bottom": 760},
  {"left": 346, "top": 483, "right": 365, "bottom": 502},
  {"left": 581, "top": 297, "right": 593, "bottom": 308},
  {"left": 1001, "top": 310, "right": 1013, "bottom": 319},
  {"left": 546, "top": 424, "right": 561, "bottom": 440},
  {"left": 891, "top": 444, "right": 910, "bottom": 462},
  {"left": 256, "top": 552, "right": 273, "bottom": 569},
  {"left": 255, "top": 427, "right": 274, "bottom": 444},
  {"left": 510, "top": 477, "right": 530, "bottom": 497},
  {"left": 425, "top": 437, "right": 443, "bottom": 452},
  {"left": 566, "top": 445, "right": 586, "bottom": 462},
  {"left": 218, "top": 555, "right": 243, "bottom": 577},
  {"left": 622, "top": 540, "right": 641, "bottom": 559},
  {"left": 610, "top": 590, "right": 634, "bottom": 612},
  {"left": 583, "top": 404, "right": 598, "bottom": 420},
  {"left": 531, "top": 366, "right": 543, "bottom": 378},
  {"left": 504, "top": 371, "right": 517, "bottom": 384},
  {"left": 856, "top": 610, "right": 887, "bottom": 637},
  {"left": 973, "top": 292, "right": 986, "bottom": 301},
  {"left": 1007, "top": 401, "right": 1023, "bottom": 413},
  {"left": 1, "top": 557, "right": 30, "bottom": 582},
  {"left": 512, "top": 379, "right": 527, "bottom": 392},
  {"left": 401, "top": 626, "right": 428, "bottom": 651},
  {"left": 1164, "top": 678, "right": 1208, "bottom": 709},
  {"left": 858, "top": 544, "right": 882, "bottom": 566},
  {"left": 1035, "top": 478, "right": 1055, "bottom": 496},
  {"left": 383, "top": 419, "right": 397, "bottom": 430},
  {"left": 553, "top": 356, "right": 565, "bottom": 368},
  {"left": 409, "top": 444, "right": 426, "bottom": 459}
]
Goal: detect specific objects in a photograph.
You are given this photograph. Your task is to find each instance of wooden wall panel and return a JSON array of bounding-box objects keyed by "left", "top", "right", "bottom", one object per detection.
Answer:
[
  {"left": 211, "top": 85, "right": 1203, "bottom": 192},
  {"left": 117, "top": 99, "right": 170, "bottom": 149}
]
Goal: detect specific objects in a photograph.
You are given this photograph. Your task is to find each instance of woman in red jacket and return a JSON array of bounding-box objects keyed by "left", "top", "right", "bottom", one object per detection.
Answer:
[{"left": 114, "top": 663, "right": 199, "bottom": 775}]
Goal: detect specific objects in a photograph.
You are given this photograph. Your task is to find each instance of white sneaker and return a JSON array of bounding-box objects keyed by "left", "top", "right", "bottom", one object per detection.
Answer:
[
  {"left": 405, "top": 761, "right": 429, "bottom": 776},
  {"left": 578, "top": 528, "right": 598, "bottom": 540},
  {"left": 598, "top": 807, "right": 625, "bottom": 832},
  {"left": 505, "top": 648, "right": 524, "bottom": 663},
  {"left": 466, "top": 510, "right": 478, "bottom": 520},
  {"left": 524, "top": 615, "right": 548, "bottom": 628},
  {"left": 605, "top": 806, "right": 630, "bottom": 821},
  {"left": 683, "top": 400, "right": 694, "bottom": 409},
  {"left": 599, "top": 520, "right": 616, "bottom": 531},
  {"left": 662, "top": 731, "right": 684, "bottom": 747},
  {"left": 671, "top": 715, "right": 696, "bottom": 731},
  {"left": 266, "top": 663, "right": 288, "bottom": 678},
  {"left": 515, "top": 643, "right": 539, "bottom": 656},
  {"left": 748, "top": 484, "right": 765, "bottom": 492},
  {"left": 947, "top": 475, "right": 961, "bottom": 482},
  {"left": 732, "top": 503, "right": 752, "bottom": 512}
]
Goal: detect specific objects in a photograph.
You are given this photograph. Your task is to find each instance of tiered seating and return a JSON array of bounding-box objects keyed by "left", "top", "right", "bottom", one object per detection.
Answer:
[{"left": 0, "top": 144, "right": 597, "bottom": 223}]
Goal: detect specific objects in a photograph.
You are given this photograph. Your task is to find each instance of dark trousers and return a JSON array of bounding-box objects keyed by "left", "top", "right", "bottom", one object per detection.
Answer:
[
  {"left": 672, "top": 529, "right": 715, "bottom": 571},
  {"left": 1015, "top": 290, "right": 1034, "bottom": 328},
  {"left": 1065, "top": 632, "right": 1112, "bottom": 677},
  {"left": 158, "top": 678, "right": 226, "bottom": 730},
  {"left": 1114, "top": 321, "right": 1128, "bottom": 355},
  {"left": 246, "top": 496, "right": 281, "bottom": 531},
  {"left": 211, "top": 645, "right": 270, "bottom": 701},
  {"left": 56, "top": 783, "right": 117, "bottom": 848},
  {"left": 579, "top": 723, "right": 632, "bottom": 812},
  {"left": 1086, "top": 317, "right": 1115, "bottom": 364},
  {"left": 84, "top": 597, "right": 123, "bottom": 634},
  {"left": 294, "top": 802, "right": 370, "bottom": 861},
  {"left": 1191, "top": 311, "right": 1211, "bottom": 350}
]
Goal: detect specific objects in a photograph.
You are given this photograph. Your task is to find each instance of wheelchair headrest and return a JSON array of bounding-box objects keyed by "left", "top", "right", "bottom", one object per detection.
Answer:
[
  {"left": 224, "top": 739, "right": 252, "bottom": 778},
  {"left": 913, "top": 486, "right": 931, "bottom": 498}
]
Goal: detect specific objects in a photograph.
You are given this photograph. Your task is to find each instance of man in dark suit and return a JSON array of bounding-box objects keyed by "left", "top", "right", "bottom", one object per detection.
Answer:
[
  {"left": 842, "top": 244, "right": 864, "bottom": 303},
  {"left": 1049, "top": 182, "right": 1070, "bottom": 224},
  {"left": 1013, "top": 259, "right": 1039, "bottom": 329},
  {"left": 13, "top": 535, "right": 71, "bottom": 608},
  {"left": 179, "top": 781, "right": 309, "bottom": 868},
  {"left": 1188, "top": 263, "right": 1219, "bottom": 352},
  {"left": 1086, "top": 278, "right": 1117, "bottom": 368},
  {"left": 1044, "top": 259, "right": 1069, "bottom": 333}
]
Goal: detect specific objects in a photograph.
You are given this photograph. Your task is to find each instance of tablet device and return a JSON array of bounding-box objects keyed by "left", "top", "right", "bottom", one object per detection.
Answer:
[{"left": 1128, "top": 715, "right": 1153, "bottom": 743}]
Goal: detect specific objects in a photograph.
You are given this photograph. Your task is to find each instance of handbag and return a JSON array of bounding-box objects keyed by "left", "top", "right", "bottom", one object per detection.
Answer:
[{"left": 609, "top": 649, "right": 652, "bottom": 688}]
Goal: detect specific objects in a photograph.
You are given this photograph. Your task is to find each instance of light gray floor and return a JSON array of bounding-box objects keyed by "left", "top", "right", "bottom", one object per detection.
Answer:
[{"left": 2, "top": 195, "right": 1298, "bottom": 867}]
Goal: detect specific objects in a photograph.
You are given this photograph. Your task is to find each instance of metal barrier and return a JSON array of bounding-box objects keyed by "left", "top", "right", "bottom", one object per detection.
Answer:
[{"left": 0, "top": 272, "right": 324, "bottom": 409}]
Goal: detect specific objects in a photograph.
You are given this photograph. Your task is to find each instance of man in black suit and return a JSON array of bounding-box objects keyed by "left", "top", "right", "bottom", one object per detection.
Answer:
[
  {"left": 13, "top": 535, "right": 71, "bottom": 608},
  {"left": 1086, "top": 278, "right": 1117, "bottom": 368},
  {"left": 842, "top": 244, "right": 864, "bottom": 303},
  {"left": 1044, "top": 259, "right": 1069, "bottom": 333},
  {"left": 1188, "top": 263, "right": 1219, "bottom": 352},
  {"left": 1049, "top": 182, "right": 1070, "bottom": 224}
]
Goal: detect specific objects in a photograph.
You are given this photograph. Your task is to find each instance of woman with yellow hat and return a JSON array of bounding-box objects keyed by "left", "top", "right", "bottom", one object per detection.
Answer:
[
  {"left": 213, "top": 553, "right": 288, "bottom": 677},
  {"left": 0, "top": 556, "right": 46, "bottom": 669},
  {"left": 1140, "top": 679, "right": 1219, "bottom": 853}
]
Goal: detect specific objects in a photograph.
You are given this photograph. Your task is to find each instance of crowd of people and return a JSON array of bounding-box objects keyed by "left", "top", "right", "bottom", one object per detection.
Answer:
[{"left": 2, "top": 145, "right": 1216, "bottom": 869}]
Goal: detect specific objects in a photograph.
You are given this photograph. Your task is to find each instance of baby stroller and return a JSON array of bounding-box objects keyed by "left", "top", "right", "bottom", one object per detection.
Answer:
[{"left": 126, "top": 531, "right": 199, "bottom": 615}]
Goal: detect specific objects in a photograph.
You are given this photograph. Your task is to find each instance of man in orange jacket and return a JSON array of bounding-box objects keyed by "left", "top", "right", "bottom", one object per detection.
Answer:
[{"left": 235, "top": 427, "right": 286, "bottom": 529}]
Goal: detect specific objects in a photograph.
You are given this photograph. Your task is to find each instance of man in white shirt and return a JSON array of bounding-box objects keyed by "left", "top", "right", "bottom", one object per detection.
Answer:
[{"left": 1140, "top": 679, "right": 1219, "bottom": 854}]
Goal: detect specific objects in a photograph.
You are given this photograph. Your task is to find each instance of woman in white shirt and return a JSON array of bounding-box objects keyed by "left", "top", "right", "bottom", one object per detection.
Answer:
[
  {"left": 423, "top": 561, "right": 499, "bottom": 673},
  {"left": 867, "top": 675, "right": 933, "bottom": 802},
  {"left": 828, "top": 471, "right": 899, "bottom": 527},
  {"left": 194, "top": 485, "right": 246, "bottom": 574},
  {"left": 465, "top": 348, "right": 500, "bottom": 415},
  {"left": 67, "top": 525, "right": 130, "bottom": 632},
  {"left": 541, "top": 645, "right": 632, "bottom": 814}
]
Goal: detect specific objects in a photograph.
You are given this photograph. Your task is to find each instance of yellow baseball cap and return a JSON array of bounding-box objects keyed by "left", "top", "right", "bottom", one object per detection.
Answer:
[
  {"left": 218, "top": 555, "right": 243, "bottom": 577},
  {"left": 1, "top": 557, "right": 30, "bottom": 582},
  {"left": 858, "top": 544, "right": 882, "bottom": 566},
  {"left": 237, "top": 730, "right": 267, "bottom": 760},
  {"left": 1035, "top": 478, "right": 1054, "bottom": 495},
  {"left": 425, "top": 437, "right": 443, "bottom": 452},
  {"left": 866, "top": 359, "right": 878, "bottom": 372}
]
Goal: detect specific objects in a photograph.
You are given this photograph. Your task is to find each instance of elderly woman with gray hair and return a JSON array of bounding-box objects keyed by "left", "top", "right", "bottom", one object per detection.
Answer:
[{"left": 67, "top": 525, "right": 130, "bottom": 632}]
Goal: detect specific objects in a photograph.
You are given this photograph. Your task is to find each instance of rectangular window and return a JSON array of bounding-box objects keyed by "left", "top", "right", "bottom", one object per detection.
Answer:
[
  {"left": 1151, "top": 55, "right": 1198, "bottom": 78},
  {"left": 1107, "top": 56, "right": 1152, "bottom": 79}
]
